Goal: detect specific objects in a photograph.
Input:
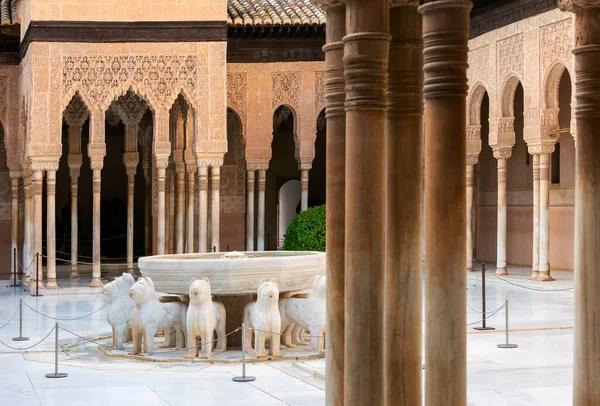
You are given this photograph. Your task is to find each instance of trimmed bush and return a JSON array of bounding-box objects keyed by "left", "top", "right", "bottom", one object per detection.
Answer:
[{"left": 283, "top": 205, "right": 326, "bottom": 252}]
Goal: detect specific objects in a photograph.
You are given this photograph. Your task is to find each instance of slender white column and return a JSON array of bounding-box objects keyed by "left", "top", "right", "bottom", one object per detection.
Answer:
[
  {"left": 22, "top": 172, "right": 31, "bottom": 286},
  {"left": 68, "top": 158, "right": 81, "bottom": 279},
  {"left": 45, "top": 167, "right": 58, "bottom": 289},
  {"left": 198, "top": 165, "right": 209, "bottom": 252},
  {"left": 175, "top": 165, "right": 185, "bottom": 254},
  {"left": 257, "top": 169, "right": 266, "bottom": 251},
  {"left": 90, "top": 164, "right": 103, "bottom": 287},
  {"left": 123, "top": 152, "right": 138, "bottom": 273},
  {"left": 246, "top": 170, "right": 255, "bottom": 251},
  {"left": 466, "top": 163, "right": 475, "bottom": 271},
  {"left": 494, "top": 152, "right": 510, "bottom": 276},
  {"left": 530, "top": 154, "right": 540, "bottom": 280},
  {"left": 156, "top": 158, "right": 168, "bottom": 255},
  {"left": 30, "top": 168, "right": 44, "bottom": 291},
  {"left": 210, "top": 165, "right": 221, "bottom": 252},
  {"left": 300, "top": 168, "right": 309, "bottom": 212},
  {"left": 9, "top": 170, "right": 20, "bottom": 282},
  {"left": 186, "top": 165, "right": 195, "bottom": 253},
  {"left": 538, "top": 153, "right": 553, "bottom": 281}
]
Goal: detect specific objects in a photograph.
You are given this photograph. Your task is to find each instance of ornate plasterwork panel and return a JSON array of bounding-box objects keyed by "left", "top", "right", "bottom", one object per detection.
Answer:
[
  {"left": 62, "top": 55, "right": 197, "bottom": 109},
  {"left": 467, "top": 46, "right": 489, "bottom": 90},
  {"left": 272, "top": 72, "right": 300, "bottom": 111},
  {"left": 314, "top": 71, "right": 326, "bottom": 114},
  {"left": 0, "top": 78, "right": 7, "bottom": 127},
  {"left": 497, "top": 34, "right": 523, "bottom": 84},
  {"left": 227, "top": 73, "right": 246, "bottom": 120},
  {"left": 540, "top": 19, "right": 572, "bottom": 73}
]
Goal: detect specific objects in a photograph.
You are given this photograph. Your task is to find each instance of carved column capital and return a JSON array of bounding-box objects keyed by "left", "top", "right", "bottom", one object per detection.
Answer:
[
  {"left": 466, "top": 154, "right": 479, "bottom": 166},
  {"left": 246, "top": 161, "right": 270, "bottom": 171},
  {"left": 123, "top": 151, "right": 140, "bottom": 176},
  {"left": 492, "top": 148, "right": 513, "bottom": 160},
  {"left": 197, "top": 157, "right": 224, "bottom": 168},
  {"left": 68, "top": 153, "right": 83, "bottom": 179},
  {"left": 9, "top": 169, "right": 21, "bottom": 179},
  {"left": 527, "top": 141, "right": 556, "bottom": 155}
]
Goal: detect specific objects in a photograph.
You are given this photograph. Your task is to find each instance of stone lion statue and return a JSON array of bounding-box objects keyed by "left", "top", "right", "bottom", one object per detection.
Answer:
[
  {"left": 102, "top": 272, "right": 135, "bottom": 350},
  {"left": 185, "top": 278, "right": 227, "bottom": 359},
  {"left": 129, "top": 277, "right": 188, "bottom": 356},
  {"left": 243, "top": 280, "right": 281, "bottom": 358},
  {"left": 279, "top": 274, "right": 326, "bottom": 351}
]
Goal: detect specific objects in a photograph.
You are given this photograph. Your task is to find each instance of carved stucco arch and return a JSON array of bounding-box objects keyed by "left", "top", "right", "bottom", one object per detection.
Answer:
[
  {"left": 468, "top": 82, "right": 489, "bottom": 126},
  {"left": 103, "top": 82, "right": 158, "bottom": 114},
  {"left": 543, "top": 61, "right": 570, "bottom": 110},
  {"left": 500, "top": 75, "right": 522, "bottom": 118},
  {"left": 273, "top": 104, "right": 300, "bottom": 163}
]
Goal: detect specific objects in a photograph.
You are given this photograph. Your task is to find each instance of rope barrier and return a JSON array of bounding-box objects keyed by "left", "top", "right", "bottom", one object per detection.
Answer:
[
  {"left": 0, "top": 326, "right": 56, "bottom": 351},
  {"left": 484, "top": 271, "right": 574, "bottom": 292},
  {"left": 466, "top": 301, "right": 506, "bottom": 315},
  {"left": 22, "top": 302, "right": 109, "bottom": 321},
  {"left": 0, "top": 306, "right": 19, "bottom": 330},
  {"left": 466, "top": 303, "right": 506, "bottom": 327}
]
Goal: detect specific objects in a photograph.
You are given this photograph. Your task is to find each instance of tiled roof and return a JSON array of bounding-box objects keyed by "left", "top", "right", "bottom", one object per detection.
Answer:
[
  {"left": 0, "top": 0, "right": 18, "bottom": 26},
  {"left": 227, "top": 0, "right": 326, "bottom": 26}
]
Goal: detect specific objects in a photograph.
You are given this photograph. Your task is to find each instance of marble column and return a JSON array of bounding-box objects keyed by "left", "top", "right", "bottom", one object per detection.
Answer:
[
  {"left": 343, "top": 0, "right": 389, "bottom": 404},
  {"left": 123, "top": 152, "right": 139, "bottom": 273},
  {"left": 300, "top": 168, "right": 309, "bottom": 212},
  {"left": 90, "top": 160, "right": 104, "bottom": 287},
  {"left": 142, "top": 159, "right": 151, "bottom": 255},
  {"left": 559, "top": 2, "right": 600, "bottom": 403},
  {"left": 319, "top": 2, "right": 346, "bottom": 403},
  {"left": 156, "top": 158, "right": 168, "bottom": 255},
  {"left": 210, "top": 164, "right": 221, "bottom": 252},
  {"left": 174, "top": 160, "right": 185, "bottom": 254},
  {"left": 22, "top": 170, "right": 31, "bottom": 286},
  {"left": 185, "top": 162, "right": 195, "bottom": 253},
  {"left": 420, "top": 1, "right": 471, "bottom": 405},
  {"left": 530, "top": 153, "right": 540, "bottom": 280},
  {"left": 538, "top": 152, "right": 553, "bottom": 281},
  {"left": 494, "top": 151, "right": 510, "bottom": 276},
  {"left": 246, "top": 169, "right": 255, "bottom": 251},
  {"left": 9, "top": 170, "right": 20, "bottom": 282},
  {"left": 45, "top": 165, "right": 58, "bottom": 289},
  {"left": 257, "top": 168, "right": 266, "bottom": 251},
  {"left": 384, "top": 4, "right": 423, "bottom": 406},
  {"left": 466, "top": 162, "right": 476, "bottom": 272},
  {"left": 30, "top": 168, "right": 44, "bottom": 291},
  {"left": 198, "top": 164, "right": 209, "bottom": 252},
  {"left": 165, "top": 166, "right": 173, "bottom": 254},
  {"left": 68, "top": 154, "right": 82, "bottom": 279}
]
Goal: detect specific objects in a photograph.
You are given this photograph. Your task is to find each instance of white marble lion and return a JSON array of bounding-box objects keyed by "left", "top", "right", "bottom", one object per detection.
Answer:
[
  {"left": 243, "top": 281, "right": 281, "bottom": 358},
  {"left": 185, "top": 278, "right": 227, "bottom": 359},
  {"left": 102, "top": 272, "right": 135, "bottom": 350},
  {"left": 279, "top": 274, "right": 326, "bottom": 351},
  {"left": 129, "top": 277, "right": 188, "bottom": 356}
]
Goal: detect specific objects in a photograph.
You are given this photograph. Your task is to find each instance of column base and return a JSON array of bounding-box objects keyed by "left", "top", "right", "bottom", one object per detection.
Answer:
[
  {"left": 69, "top": 268, "right": 80, "bottom": 279},
  {"left": 536, "top": 271, "right": 554, "bottom": 282},
  {"left": 495, "top": 267, "right": 508, "bottom": 276},
  {"left": 528, "top": 270, "right": 539, "bottom": 280},
  {"left": 22, "top": 276, "right": 30, "bottom": 287},
  {"left": 30, "top": 280, "right": 45, "bottom": 291},
  {"left": 45, "top": 279, "right": 58, "bottom": 290},
  {"left": 89, "top": 277, "right": 104, "bottom": 288},
  {"left": 127, "top": 264, "right": 135, "bottom": 275}
]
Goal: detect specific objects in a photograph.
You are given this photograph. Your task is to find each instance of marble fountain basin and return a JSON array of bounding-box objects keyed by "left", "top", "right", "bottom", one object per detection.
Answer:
[{"left": 137, "top": 251, "right": 326, "bottom": 295}]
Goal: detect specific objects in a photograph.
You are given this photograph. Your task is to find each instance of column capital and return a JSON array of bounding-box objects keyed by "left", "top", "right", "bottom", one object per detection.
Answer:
[
  {"left": 197, "top": 157, "right": 223, "bottom": 168},
  {"left": 155, "top": 156, "right": 170, "bottom": 170},
  {"left": 247, "top": 161, "right": 270, "bottom": 171},
  {"left": 527, "top": 141, "right": 556, "bottom": 155},
  {"left": 123, "top": 151, "right": 140, "bottom": 172},
  {"left": 492, "top": 147, "right": 512, "bottom": 160},
  {"left": 298, "top": 160, "right": 313, "bottom": 171},
  {"left": 559, "top": 0, "right": 600, "bottom": 13},
  {"left": 466, "top": 154, "right": 479, "bottom": 166},
  {"left": 9, "top": 169, "right": 21, "bottom": 179},
  {"left": 28, "top": 158, "right": 59, "bottom": 173},
  {"left": 467, "top": 125, "right": 482, "bottom": 156}
]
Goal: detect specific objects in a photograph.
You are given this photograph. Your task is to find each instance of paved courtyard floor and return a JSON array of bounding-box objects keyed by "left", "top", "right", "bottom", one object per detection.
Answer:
[{"left": 0, "top": 263, "right": 574, "bottom": 405}]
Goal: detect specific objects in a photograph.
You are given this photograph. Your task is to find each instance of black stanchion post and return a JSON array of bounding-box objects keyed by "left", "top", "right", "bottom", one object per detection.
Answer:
[
  {"left": 474, "top": 262, "right": 495, "bottom": 331},
  {"left": 497, "top": 299, "right": 518, "bottom": 349},
  {"left": 46, "top": 322, "right": 67, "bottom": 378},
  {"left": 12, "top": 299, "right": 29, "bottom": 341},
  {"left": 233, "top": 323, "right": 255, "bottom": 382},
  {"left": 31, "top": 253, "right": 43, "bottom": 297}
]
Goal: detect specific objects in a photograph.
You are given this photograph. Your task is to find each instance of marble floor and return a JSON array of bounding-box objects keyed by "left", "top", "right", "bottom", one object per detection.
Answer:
[{"left": 0, "top": 264, "right": 574, "bottom": 405}]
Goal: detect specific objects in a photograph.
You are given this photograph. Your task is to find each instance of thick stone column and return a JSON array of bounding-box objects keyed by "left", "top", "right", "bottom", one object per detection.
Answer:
[
  {"left": 185, "top": 158, "right": 196, "bottom": 253},
  {"left": 210, "top": 163, "right": 222, "bottom": 252},
  {"left": 246, "top": 169, "right": 255, "bottom": 251},
  {"left": 300, "top": 168, "right": 309, "bottom": 212},
  {"left": 123, "top": 152, "right": 139, "bottom": 273},
  {"left": 420, "top": 1, "right": 471, "bottom": 405},
  {"left": 559, "top": 2, "right": 600, "bottom": 402},
  {"left": 466, "top": 160, "right": 477, "bottom": 272},
  {"left": 156, "top": 157, "right": 169, "bottom": 255},
  {"left": 45, "top": 164, "right": 59, "bottom": 289},
  {"left": 343, "top": 1, "right": 389, "bottom": 404},
  {"left": 530, "top": 153, "right": 540, "bottom": 279},
  {"left": 30, "top": 168, "right": 44, "bottom": 291},
  {"left": 384, "top": 4, "right": 423, "bottom": 406},
  {"left": 174, "top": 159, "right": 185, "bottom": 254},
  {"left": 22, "top": 169, "right": 31, "bottom": 286},
  {"left": 494, "top": 150, "right": 511, "bottom": 276},
  {"left": 257, "top": 168, "right": 267, "bottom": 251},
  {"left": 197, "top": 164, "right": 209, "bottom": 252},
  {"left": 9, "top": 170, "right": 20, "bottom": 282},
  {"left": 319, "top": 2, "right": 346, "bottom": 403},
  {"left": 538, "top": 152, "right": 554, "bottom": 281}
]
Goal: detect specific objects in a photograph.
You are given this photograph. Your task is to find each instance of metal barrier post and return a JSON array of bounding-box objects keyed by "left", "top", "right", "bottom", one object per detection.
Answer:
[
  {"left": 46, "top": 322, "right": 67, "bottom": 378},
  {"left": 474, "top": 263, "right": 495, "bottom": 331},
  {"left": 31, "top": 253, "right": 43, "bottom": 297},
  {"left": 12, "top": 299, "right": 29, "bottom": 341},
  {"left": 497, "top": 299, "right": 518, "bottom": 349},
  {"left": 233, "top": 323, "right": 255, "bottom": 382}
]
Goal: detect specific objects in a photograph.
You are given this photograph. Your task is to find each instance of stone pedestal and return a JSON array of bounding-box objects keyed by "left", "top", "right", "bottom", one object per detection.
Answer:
[{"left": 420, "top": 1, "right": 471, "bottom": 404}]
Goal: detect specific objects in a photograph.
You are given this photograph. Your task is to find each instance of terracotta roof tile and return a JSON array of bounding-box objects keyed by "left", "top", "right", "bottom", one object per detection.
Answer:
[
  {"left": 0, "top": 0, "right": 18, "bottom": 26},
  {"left": 227, "top": 0, "right": 325, "bottom": 27}
]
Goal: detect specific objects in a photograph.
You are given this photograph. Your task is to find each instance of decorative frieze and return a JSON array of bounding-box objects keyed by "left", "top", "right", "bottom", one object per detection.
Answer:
[{"left": 272, "top": 72, "right": 300, "bottom": 110}]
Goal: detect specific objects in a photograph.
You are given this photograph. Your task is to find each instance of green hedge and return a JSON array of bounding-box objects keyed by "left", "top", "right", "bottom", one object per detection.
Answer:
[{"left": 283, "top": 205, "right": 326, "bottom": 252}]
